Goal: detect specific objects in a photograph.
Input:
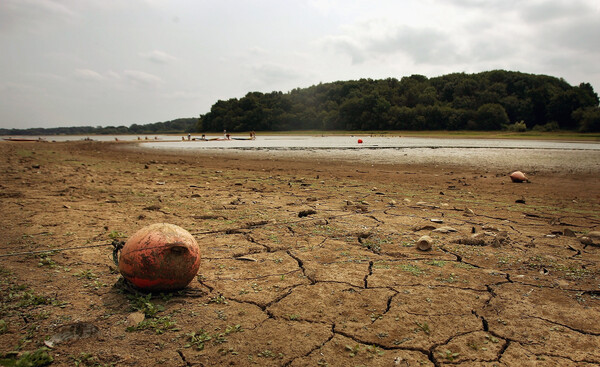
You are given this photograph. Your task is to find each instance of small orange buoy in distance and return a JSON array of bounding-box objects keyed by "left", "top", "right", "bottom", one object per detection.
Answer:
[
  {"left": 118, "top": 223, "right": 201, "bottom": 291},
  {"left": 358, "top": 139, "right": 363, "bottom": 144}
]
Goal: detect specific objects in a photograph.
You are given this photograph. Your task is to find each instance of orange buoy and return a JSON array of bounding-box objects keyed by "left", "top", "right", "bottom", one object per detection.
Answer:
[
  {"left": 118, "top": 223, "right": 200, "bottom": 291},
  {"left": 358, "top": 139, "right": 363, "bottom": 144},
  {"left": 509, "top": 171, "right": 529, "bottom": 183}
]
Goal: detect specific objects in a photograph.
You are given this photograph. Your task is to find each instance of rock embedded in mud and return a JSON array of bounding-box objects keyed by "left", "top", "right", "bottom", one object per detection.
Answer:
[
  {"left": 126, "top": 312, "right": 145, "bottom": 326},
  {"left": 432, "top": 226, "right": 457, "bottom": 233},
  {"left": 579, "top": 231, "right": 600, "bottom": 246},
  {"left": 416, "top": 235, "right": 433, "bottom": 251}
]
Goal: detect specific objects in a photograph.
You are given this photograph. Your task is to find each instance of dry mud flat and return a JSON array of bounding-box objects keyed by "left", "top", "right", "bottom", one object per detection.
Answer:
[{"left": 0, "top": 141, "right": 599, "bottom": 366}]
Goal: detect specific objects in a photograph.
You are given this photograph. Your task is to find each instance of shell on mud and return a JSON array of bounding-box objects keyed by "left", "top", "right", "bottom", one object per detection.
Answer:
[
  {"left": 416, "top": 235, "right": 433, "bottom": 251},
  {"left": 509, "top": 171, "right": 529, "bottom": 183},
  {"left": 118, "top": 223, "right": 201, "bottom": 291}
]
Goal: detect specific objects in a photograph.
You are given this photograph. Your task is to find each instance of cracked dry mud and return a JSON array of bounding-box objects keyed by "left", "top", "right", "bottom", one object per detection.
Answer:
[{"left": 0, "top": 141, "right": 599, "bottom": 366}]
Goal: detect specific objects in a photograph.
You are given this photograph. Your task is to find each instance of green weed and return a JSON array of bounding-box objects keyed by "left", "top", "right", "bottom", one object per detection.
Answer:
[
  {"left": 127, "top": 294, "right": 164, "bottom": 317},
  {"left": 0, "top": 347, "right": 53, "bottom": 366},
  {"left": 399, "top": 264, "right": 424, "bottom": 276},
  {"left": 127, "top": 316, "right": 176, "bottom": 334},
  {"left": 414, "top": 321, "right": 430, "bottom": 335}
]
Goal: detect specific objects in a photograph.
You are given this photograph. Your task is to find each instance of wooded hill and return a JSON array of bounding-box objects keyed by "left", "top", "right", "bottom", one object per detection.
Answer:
[
  {"left": 199, "top": 70, "right": 600, "bottom": 132},
  {"left": 2, "top": 70, "right": 599, "bottom": 136},
  {"left": 0, "top": 118, "right": 198, "bottom": 136}
]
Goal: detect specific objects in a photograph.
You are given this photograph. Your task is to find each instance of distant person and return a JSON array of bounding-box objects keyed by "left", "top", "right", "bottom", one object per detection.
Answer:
[
  {"left": 188, "top": 133, "right": 191, "bottom": 141},
  {"left": 201, "top": 134, "right": 206, "bottom": 140}
]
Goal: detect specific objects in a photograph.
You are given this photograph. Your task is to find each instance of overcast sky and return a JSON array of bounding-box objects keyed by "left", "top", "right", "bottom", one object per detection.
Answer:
[{"left": 1, "top": 0, "right": 599, "bottom": 129}]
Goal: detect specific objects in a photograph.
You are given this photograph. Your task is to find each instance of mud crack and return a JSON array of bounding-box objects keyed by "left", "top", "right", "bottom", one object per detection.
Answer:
[
  {"left": 176, "top": 350, "right": 191, "bottom": 367},
  {"left": 364, "top": 260, "right": 373, "bottom": 288},
  {"left": 282, "top": 324, "right": 336, "bottom": 367},
  {"left": 287, "top": 250, "right": 315, "bottom": 284}
]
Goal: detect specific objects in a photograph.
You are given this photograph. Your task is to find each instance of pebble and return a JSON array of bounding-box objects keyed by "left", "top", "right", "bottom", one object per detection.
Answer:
[
  {"left": 432, "top": 226, "right": 457, "bottom": 233},
  {"left": 126, "top": 312, "right": 145, "bottom": 327},
  {"left": 579, "top": 231, "right": 600, "bottom": 246}
]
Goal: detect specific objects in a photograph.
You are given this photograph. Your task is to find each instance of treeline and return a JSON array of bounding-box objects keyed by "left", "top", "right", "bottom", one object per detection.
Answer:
[
  {"left": 0, "top": 118, "right": 198, "bottom": 136},
  {"left": 199, "top": 70, "right": 600, "bottom": 132}
]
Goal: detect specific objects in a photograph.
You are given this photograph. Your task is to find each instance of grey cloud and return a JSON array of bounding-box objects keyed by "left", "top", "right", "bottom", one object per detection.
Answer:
[
  {"left": 140, "top": 50, "right": 177, "bottom": 64},
  {"left": 521, "top": 0, "right": 593, "bottom": 23},
  {"left": 325, "top": 25, "right": 461, "bottom": 65},
  {"left": 443, "top": 0, "right": 520, "bottom": 11},
  {"left": 543, "top": 17, "right": 600, "bottom": 53},
  {"left": 123, "top": 70, "right": 163, "bottom": 87},
  {"left": 250, "top": 63, "right": 303, "bottom": 86},
  {"left": 372, "top": 27, "right": 461, "bottom": 64},
  {"left": 0, "top": 0, "right": 77, "bottom": 33},
  {"left": 74, "top": 69, "right": 105, "bottom": 82},
  {"left": 324, "top": 35, "right": 367, "bottom": 64}
]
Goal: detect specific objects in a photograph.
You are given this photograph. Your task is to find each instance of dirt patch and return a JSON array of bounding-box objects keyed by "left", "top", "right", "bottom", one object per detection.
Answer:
[{"left": 0, "top": 140, "right": 599, "bottom": 366}]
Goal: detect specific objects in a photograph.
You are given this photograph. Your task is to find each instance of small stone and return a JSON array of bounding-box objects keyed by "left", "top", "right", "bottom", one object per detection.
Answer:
[
  {"left": 432, "top": 226, "right": 457, "bottom": 233},
  {"left": 482, "top": 224, "right": 499, "bottom": 232},
  {"left": 430, "top": 218, "right": 444, "bottom": 224},
  {"left": 580, "top": 231, "right": 600, "bottom": 246},
  {"left": 235, "top": 256, "right": 257, "bottom": 262},
  {"left": 298, "top": 209, "right": 317, "bottom": 218},
  {"left": 126, "top": 312, "right": 145, "bottom": 327},
  {"left": 563, "top": 228, "right": 576, "bottom": 237},
  {"left": 416, "top": 235, "right": 433, "bottom": 251}
]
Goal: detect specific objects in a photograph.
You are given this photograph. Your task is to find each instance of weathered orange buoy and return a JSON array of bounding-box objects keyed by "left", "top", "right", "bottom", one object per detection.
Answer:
[
  {"left": 118, "top": 223, "right": 200, "bottom": 291},
  {"left": 358, "top": 139, "right": 363, "bottom": 144},
  {"left": 509, "top": 171, "right": 529, "bottom": 183}
]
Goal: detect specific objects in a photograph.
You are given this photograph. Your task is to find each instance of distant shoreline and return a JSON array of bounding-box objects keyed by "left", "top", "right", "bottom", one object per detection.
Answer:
[{"left": 2, "top": 130, "right": 600, "bottom": 142}]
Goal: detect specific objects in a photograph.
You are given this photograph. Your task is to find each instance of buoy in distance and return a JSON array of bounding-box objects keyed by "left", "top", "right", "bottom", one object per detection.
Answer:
[
  {"left": 509, "top": 171, "right": 529, "bottom": 183},
  {"left": 118, "top": 223, "right": 201, "bottom": 291},
  {"left": 358, "top": 139, "right": 363, "bottom": 144}
]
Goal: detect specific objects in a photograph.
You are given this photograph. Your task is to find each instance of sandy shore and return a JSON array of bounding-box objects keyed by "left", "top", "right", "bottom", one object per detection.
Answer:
[
  {"left": 134, "top": 144, "right": 600, "bottom": 174},
  {"left": 1, "top": 141, "right": 599, "bottom": 366}
]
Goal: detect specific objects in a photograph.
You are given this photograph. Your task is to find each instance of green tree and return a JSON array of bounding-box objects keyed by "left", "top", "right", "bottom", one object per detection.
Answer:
[{"left": 476, "top": 103, "right": 509, "bottom": 130}]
